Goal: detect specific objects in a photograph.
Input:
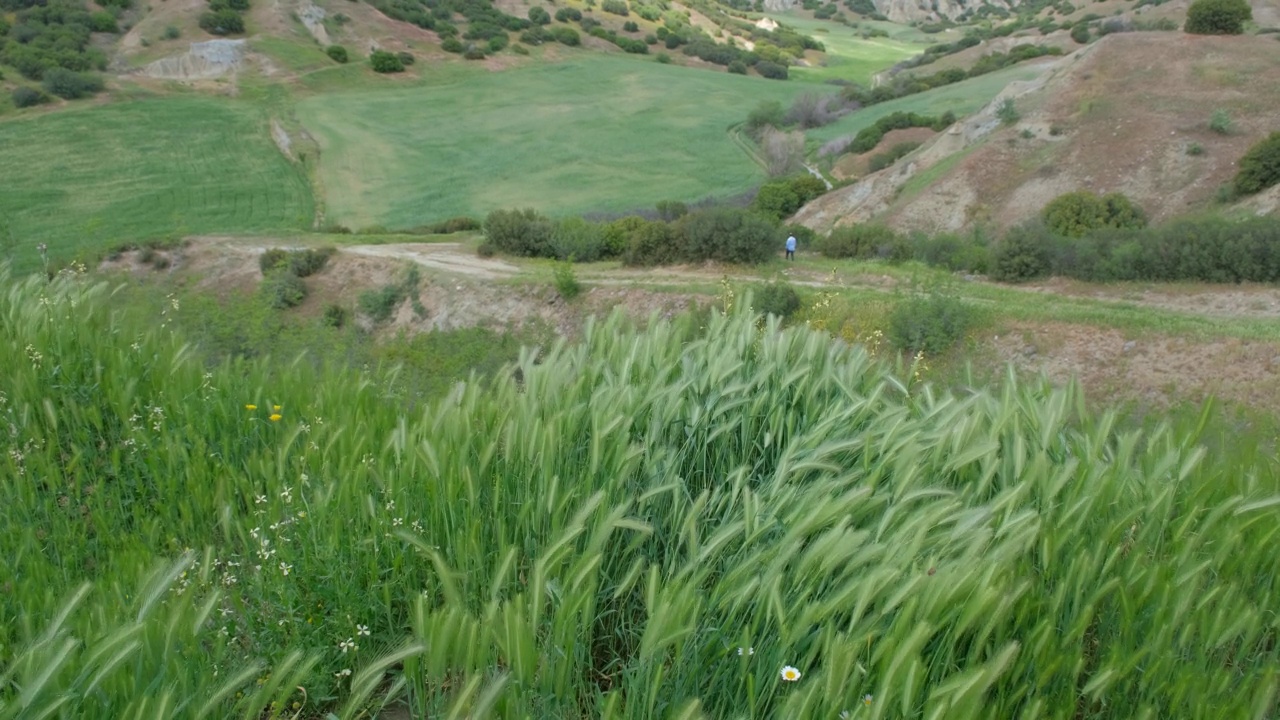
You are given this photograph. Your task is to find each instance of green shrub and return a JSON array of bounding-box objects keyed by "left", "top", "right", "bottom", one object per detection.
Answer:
[
  {"left": 996, "top": 98, "right": 1019, "bottom": 125},
  {"left": 443, "top": 37, "right": 465, "bottom": 52},
  {"left": 551, "top": 26, "right": 580, "bottom": 45},
  {"left": 1233, "top": 132, "right": 1280, "bottom": 196},
  {"left": 259, "top": 248, "right": 288, "bottom": 274},
  {"left": 11, "top": 86, "right": 48, "bottom": 108},
  {"left": 326, "top": 45, "right": 349, "bottom": 63},
  {"left": 487, "top": 34, "right": 509, "bottom": 52},
  {"left": 358, "top": 265, "right": 421, "bottom": 322},
  {"left": 396, "top": 51, "right": 415, "bottom": 66},
  {"left": 622, "top": 219, "right": 680, "bottom": 266},
  {"left": 261, "top": 271, "right": 308, "bottom": 309},
  {"left": 727, "top": 59, "right": 747, "bottom": 74},
  {"left": 1042, "top": 190, "right": 1147, "bottom": 237},
  {"left": 528, "top": 6, "right": 551, "bottom": 24},
  {"left": 1184, "top": 0, "right": 1251, "bottom": 34},
  {"left": 41, "top": 69, "right": 104, "bottom": 100},
  {"left": 162, "top": 24, "right": 181, "bottom": 39},
  {"left": 817, "top": 224, "right": 900, "bottom": 259},
  {"left": 991, "top": 221, "right": 1053, "bottom": 282},
  {"left": 485, "top": 208, "right": 555, "bottom": 257},
  {"left": 414, "top": 216, "right": 482, "bottom": 234},
  {"left": 198, "top": 9, "right": 245, "bottom": 34},
  {"left": 655, "top": 52, "right": 671, "bottom": 63},
  {"left": 554, "top": 7, "right": 582, "bottom": 21},
  {"left": 550, "top": 217, "right": 612, "bottom": 262},
  {"left": 755, "top": 60, "right": 789, "bottom": 80},
  {"left": 552, "top": 260, "right": 582, "bottom": 299},
  {"left": 1069, "top": 22, "right": 1090, "bottom": 43},
  {"left": 676, "top": 207, "right": 779, "bottom": 264},
  {"left": 322, "top": 303, "right": 349, "bottom": 328},
  {"left": 887, "top": 292, "right": 978, "bottom": 354},
  {"left": 464, "top": 46, "right": 487, "bottom": 60},
  {"left": 622, "top": 20, "right": 639, "bottom": 31},
  {"left": 1209, "top": 109, "right": 1233, "bottom": 135},
  {"left": 1186, "top": 142, "right": 1205, "bottom": 156},
  {"left": 601, "top": 0, "right": 628, "bottom": 14},
  {"left": 753, "top": 281, "right": 801, "bottom": 319},
  {"left": 88, "top": 11, "right": 119, "bottom": 32},
  {"left": 370, "top": 50, "right": 405, "bottom": 73}
]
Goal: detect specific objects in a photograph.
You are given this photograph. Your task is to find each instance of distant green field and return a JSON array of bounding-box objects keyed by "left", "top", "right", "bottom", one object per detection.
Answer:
[
  {"left": 808, "top": 61, "right": 1051, "bottom": 146},
  {"left": 778, "top": 14, "right": 935, "bottom": 86},
  {"left": 0, "top": 97, "right": 313, "bottom": 271},
  {"left": 296, "top": 55, "right": 810, "bottom": 229}
]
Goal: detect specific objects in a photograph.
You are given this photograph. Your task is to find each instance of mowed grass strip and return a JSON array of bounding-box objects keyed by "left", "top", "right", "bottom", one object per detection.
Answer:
[
  {"left": 778, "top": 14, "right": 936, "bottom": 86},
  {"left": 0, "top": 97, "right": 314, "bottom": 272},
  {"left": 296, "top": 55, "right": 809, "bottom": 230}
]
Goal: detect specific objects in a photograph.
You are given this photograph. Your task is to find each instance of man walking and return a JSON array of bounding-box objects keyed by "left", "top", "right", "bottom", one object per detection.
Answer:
[{"left": 785, "top": 234, "right": 797, "bottom": 261}]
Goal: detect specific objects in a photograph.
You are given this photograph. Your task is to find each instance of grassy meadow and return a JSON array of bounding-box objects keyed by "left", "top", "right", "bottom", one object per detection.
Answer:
[
  {"left": 295, "top": 55, "right": 810, "bottom": 230},
  {"left": 779, "top": 15, "right": 938, "bottom": 86},
  {"left": 0, "top": 97, "right": 314, "bottom": 273},
  {"left": 3, "top": 266, "right": 1280, "bottom": 718}
]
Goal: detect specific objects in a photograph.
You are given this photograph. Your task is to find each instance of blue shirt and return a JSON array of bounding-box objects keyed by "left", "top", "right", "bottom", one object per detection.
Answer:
[{"left": 785, "top": 236, "right": 797, "bottom": 252}]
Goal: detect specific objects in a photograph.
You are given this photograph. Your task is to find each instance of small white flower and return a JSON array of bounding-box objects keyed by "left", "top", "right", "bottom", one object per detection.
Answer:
[
  {"left": 863, "top": 694, "right": 873, "bottom": 706},
  {"left": 356, "top": 624, "right": 370, "bottom": 637},
  {"left": 737, "top": 647, "right": 754, "bottom": 656},
  {"left": 393, "top": 517, "right": 403, "bottom": 527},
  {"left": 334, "top": 668, "right": 351, "bottom": 678},
  {"left": 280, "top": 562, "right": 292, "bottom": 576},
  {"left": 339, "top": 638, "right": 357, "bottom": 653},
  {"left": 780, "top": 665, "right": 801, "bottom": 682},
  {"left": 255, "top": 495, "right": 267, "bottom": 505}
]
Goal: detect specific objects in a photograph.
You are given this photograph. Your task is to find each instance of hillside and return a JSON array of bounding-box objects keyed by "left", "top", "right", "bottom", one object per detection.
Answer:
[{"left": 795, "top": 32, "right": 1280, "bottom": 234}]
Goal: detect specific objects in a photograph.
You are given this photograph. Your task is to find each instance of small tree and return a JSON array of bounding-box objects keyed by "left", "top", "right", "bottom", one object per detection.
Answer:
[
  {"left": 370, "top": 50, "right": 405, "bottom": 73},
  {"left": 1184, "top": 0, "right": 1251, "bottom": 34},
  {"left": 760, "top": 127, "right": 805, "bottom": 177},
  {"left": 1233, "top": 132, "right": 1280, "bottom": 196}
]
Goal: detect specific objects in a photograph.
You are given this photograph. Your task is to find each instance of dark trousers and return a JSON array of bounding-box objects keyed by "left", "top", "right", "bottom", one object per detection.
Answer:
[{"left": 785, "top": 250, "right": 794, "bottom": 260}]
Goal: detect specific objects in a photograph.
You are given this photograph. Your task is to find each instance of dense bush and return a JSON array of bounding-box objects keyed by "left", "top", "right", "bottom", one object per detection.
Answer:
[
  {"left": 1042, "top": 191, "right": 1147, "bottom": 237},
  {"left": 601, "top": 0, "right": 628, "bottom": 15},
  {"left": 622, "top": 20, "right": 639, "bottom": 32},
  {"left": 88, "top": 10, "right": 118, "bottom": 32},
  {"left": 754, "top": 60, "right": 788, "bottom": 80},
  {"left": 622, "top": 219, "right": 681, "bottom": 266},
  {"left": 484, "top": 208, "right": 555, "bottom": 257},
  {"left": 745, "top": 100, "right": 786, "bottom": 136},
  {"left": 550, "top": 217, "right": 613, "bottom": 262},
  {"left": 1069, "top": 23, "right": 1090, "bottom": 43},
  {"left": 11, "top": 86, "right": 48, "bottom": 108},
  {"left": 752, "top": 175, "right": 827, "bottom": 220},
  {"left": 551, "top": 26, "right": 580, "bottom": 45},
  {"left": 40, "top": 68, "right": 104, "bottom": 99},
  {"left": 677, "top": 207, "right": 779, "bottom": 264},
  {"left": 990, "top": 221, "right": 1054, "bottom": 282},
  {"left": 260, "top": 271, "right": 308, "bottom": 309},
  {"left": 326, "top": 44, "right": 349, "bottom": 63},
  {"left": 1184, "top": 0, "right": 1251, "bottom": 34},
  {"left": 553, "top": 6, "right": 582, "bottom": 21},
  {"left": 370, "top": 49, "right": 405, "bottom": 72},
  {"left": 396, "top": 51, "right": 415, "bottom": 65},
  {"left": 528, "top": 6, "right": 551, "bottom": 24},
  {"left": 198, "top": 8, "right": 245, "bottom": 34},
  {"left": 655, "top": 200, "right": 688, "bottom": 222},
  {"left": 1233, "top": 132, "right": 1280, "bottom": 196},
  {"left": 0, "top": 0, "right": 111, "bottom": 82},
  {"left": 887, "top": 292, "right": 978, "bottom": 354},
  {"left": 752, "top": 281, "right": 802, "bottom": 319},
  {"left": 442, "top": 37, "right": 465, "bottom": 52},
  {"left": 817, "top": 224, "right": 901, "bottom": 259},
  {"left": 845, "top": 111, "right": 954, "bottom": 155},
  {"left": 412, "top": 216, "right": 483, "bottom": 234}
]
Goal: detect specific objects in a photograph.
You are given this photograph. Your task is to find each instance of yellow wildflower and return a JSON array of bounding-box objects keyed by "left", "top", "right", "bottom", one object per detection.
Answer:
[
  {"left": 245, "top": 404, "right": 257, "bottom": 410},
  {"left": 269, "top": 413, "right": 282, "bottom": 422}
]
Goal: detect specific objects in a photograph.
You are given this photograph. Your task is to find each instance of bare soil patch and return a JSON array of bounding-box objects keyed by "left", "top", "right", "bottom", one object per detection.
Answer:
[
  {"left": 832, "top": 127, "right": 938, "bottom": 180},
  {"left": 989, "top": 321, "right": 1280, "bottom": 409}
]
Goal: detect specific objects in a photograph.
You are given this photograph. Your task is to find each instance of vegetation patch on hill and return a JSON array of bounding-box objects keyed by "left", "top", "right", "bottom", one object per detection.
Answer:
[
  {"left": 0, "top": 97, "right": 314, "bottom": 273},
  {"left": 296, "top": 55, "right": 807, "bottom": 230}
]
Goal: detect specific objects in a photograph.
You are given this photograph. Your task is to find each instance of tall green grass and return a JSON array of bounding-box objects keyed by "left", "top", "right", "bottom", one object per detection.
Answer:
[{"left": 2, "top": 266, "right": 1279, "bottom": 718}]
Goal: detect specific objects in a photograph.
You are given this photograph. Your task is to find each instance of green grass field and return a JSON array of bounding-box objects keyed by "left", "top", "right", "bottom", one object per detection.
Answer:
[
  {"left": 807, "top": 61, "right": 1051, "bottom": 147},
  {"left": 295, "top": 55, "right": 811, "bottom": 230},
  {"left": 778, "top": 14, "right": 936, "bottom": 86},
  {"left": 0, "top": 96, "right": 314, "bottom": 272}
]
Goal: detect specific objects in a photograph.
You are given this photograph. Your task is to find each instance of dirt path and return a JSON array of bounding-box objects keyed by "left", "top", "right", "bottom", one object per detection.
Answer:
[{"left": 340, "top": 243, "right": 518, "bottom": 280}]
